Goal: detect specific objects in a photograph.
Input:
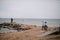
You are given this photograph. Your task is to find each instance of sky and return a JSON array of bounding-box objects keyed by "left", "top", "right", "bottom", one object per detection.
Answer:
[{"left": 0, "top": 0, "right": 60, "bottom": 19}]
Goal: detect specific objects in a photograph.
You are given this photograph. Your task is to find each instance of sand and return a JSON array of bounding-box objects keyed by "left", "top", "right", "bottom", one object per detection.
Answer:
[
  {"left": 0, "top": 23, "right": 60, "bottom": 40},
  {"left": 0, "top": 28, "right": 44, "bottom": 40}
]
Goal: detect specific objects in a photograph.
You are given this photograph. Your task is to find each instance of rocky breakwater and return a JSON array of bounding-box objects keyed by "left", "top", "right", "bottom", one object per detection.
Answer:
[{"left": 0, "top": 22, "right": 37, "bottom": 33}]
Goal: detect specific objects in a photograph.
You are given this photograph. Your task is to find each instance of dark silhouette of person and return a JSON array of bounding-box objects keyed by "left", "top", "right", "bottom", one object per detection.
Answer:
[{"left": 11, "top": 18, "right": 13, "bottom": 23}]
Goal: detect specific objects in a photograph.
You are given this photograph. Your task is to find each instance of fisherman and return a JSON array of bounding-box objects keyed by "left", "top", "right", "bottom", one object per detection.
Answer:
[
  {"left": 10, "top": 18, "right": 13, "bottom": 27},
  {"left": 42, "top": 21, "right": 48, "bottom": 31},
  {"left": 44, "top": 21, "right": 48, "bottom": 31},
  {"left": 11, "top": 18, "right": 13, "bottom": 23}
]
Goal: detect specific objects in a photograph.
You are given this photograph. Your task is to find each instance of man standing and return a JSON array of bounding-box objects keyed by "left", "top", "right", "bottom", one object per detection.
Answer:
[
  {"left": 44, "top": 21, "right": 48, "bottom": 31},
  {"left": 42, "top": 21, "right": 48, "bottom": 31},
  {"left": 11, "top": 18, "right": 13, "bottom": 23}
]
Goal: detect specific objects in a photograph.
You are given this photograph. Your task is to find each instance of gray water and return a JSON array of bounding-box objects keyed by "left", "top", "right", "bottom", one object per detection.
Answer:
[{"left": 0, "top": 18, "right": 60, "bottom": 27}]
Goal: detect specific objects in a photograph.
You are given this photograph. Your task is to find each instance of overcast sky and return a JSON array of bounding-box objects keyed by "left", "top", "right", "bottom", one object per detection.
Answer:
[{"left": 0, "top": 0, "right": 60, "bottom": 19}]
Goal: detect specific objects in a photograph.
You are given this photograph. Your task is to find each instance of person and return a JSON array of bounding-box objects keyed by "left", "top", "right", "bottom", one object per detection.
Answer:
[
  {"left": 11, "top": 18, "right": 13, "bottom": 23},
  {"left": 44, "top": 24, "right": 48, "bottom": 31},
  {"left": 44, "top": 21, "right": 48, "bottom": 31},
  {"left": 42, "top": 21, "right": 48, "bottom": 31}
]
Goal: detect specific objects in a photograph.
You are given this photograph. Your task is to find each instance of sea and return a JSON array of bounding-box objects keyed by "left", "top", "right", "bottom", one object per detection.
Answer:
[{"left": 0, "top": 18, "right": 60, "bottom": 27}]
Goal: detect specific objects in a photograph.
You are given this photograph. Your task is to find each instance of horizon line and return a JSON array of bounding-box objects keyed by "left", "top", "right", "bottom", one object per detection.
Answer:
[{"left": 0, "top": 17, "right": 60, "bottom": 19}]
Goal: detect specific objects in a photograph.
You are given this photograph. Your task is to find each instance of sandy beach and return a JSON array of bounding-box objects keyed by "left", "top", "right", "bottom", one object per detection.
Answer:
[{"left": 0, "top": 23, "right": 60, "bottom": 40}]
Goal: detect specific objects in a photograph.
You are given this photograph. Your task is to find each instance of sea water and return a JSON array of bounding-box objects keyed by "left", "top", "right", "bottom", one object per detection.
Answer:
[{"left": 0, "top": 18, "right": 60, "bottom": 27}]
